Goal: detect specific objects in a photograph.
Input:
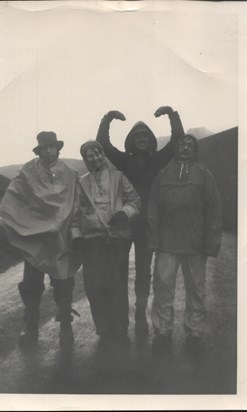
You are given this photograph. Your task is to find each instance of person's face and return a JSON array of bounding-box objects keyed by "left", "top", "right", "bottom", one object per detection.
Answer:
[
  {"left": 177, "top": 138, "right": 195, "bottom": 160},
  {"left": 85, "top": 148, "right": 104, "bottom": 171},
  {"left": 133, "top": 133, "right": 149, "bottom": 152},
  {"left": 39, "top": 144, "right": 59, "bottom": 164}
]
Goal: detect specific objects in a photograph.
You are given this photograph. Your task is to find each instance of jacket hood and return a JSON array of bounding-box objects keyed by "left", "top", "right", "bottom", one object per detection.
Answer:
[
  {"left": 124, "top": 121, "right": 157, "bottom": 154},
  {"left": 80, "top": 140, "right": 106, "bottom": 172},
  {"left": 174, "top": 134, "right": 199, "bottom": 162}
]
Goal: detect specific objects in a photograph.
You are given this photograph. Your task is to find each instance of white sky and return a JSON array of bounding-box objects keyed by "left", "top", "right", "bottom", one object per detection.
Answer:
[{"left": 0, "top": 1, "right": 239, "bottom": 166}]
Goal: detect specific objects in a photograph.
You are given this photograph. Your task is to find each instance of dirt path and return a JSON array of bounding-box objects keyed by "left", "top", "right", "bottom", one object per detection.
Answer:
[{"left": 0, "top": 233, "right": 237, "bottom": 394}]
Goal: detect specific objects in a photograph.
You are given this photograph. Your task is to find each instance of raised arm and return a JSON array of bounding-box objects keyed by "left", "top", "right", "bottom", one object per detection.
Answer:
[
  {"left": 153, "top": 106, "right": 185, "bottom": 167},
  {"left": 96, "top": 110, "right": 126, "bottom": 170},
  {"left": 154, "top": 106, "right": 185, "bottom": 143}
]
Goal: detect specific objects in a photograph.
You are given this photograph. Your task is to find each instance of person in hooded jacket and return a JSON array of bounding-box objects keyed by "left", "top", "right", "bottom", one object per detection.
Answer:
[
  {"left": 147, "top": 134, "right": 222, "bottom": 353},
  {"left": 73, "top": 141, "right": 140, "bottom": 349},
  {"left": 96, "top": 107, "right": 184, "bottom": 337}
]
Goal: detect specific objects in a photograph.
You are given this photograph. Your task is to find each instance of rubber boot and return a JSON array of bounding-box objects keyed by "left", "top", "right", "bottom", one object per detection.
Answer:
[
  {"left": 18, "top": 282, "right": 44, "bottom": 348},
  {"left": 52, "top": 278, "right": 75, "bottom": 349},
  {"left": 59, "top": 321, "right": 74, "bottom": 349}
]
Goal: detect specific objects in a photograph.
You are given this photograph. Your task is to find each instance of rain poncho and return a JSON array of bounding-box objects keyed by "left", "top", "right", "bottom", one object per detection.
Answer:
[{"left": 0, "top": 158, "right": 81, "bottom": 279}]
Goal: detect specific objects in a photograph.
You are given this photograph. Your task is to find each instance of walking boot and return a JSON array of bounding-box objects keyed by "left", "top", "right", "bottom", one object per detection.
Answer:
[
  {"left": 18, "top": 282, "right": 44, "bottom": 349},
  {"left": 52, "top": 277, "right": 75, "bottom": 349},
  {"left": 152, "top": 334, "right": 172, "bottom": 357},
  {"left": 135, "top": 308, "right": 149, "bottom": 339},
  {"left": 19, "top": 309, "right": 39, "bottom": 348},
  {"left": 59, "top": 322, "right": 74, "bottom": 349}
]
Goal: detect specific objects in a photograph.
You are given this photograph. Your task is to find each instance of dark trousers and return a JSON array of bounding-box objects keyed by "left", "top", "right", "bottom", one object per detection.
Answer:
[
  {"left": 18, "top": 260, "right": 75, "bottom": 325},
  {"left": 132, "top": 218, "right": 153, "bottom": 311},
  {"left": 82, "top": 237, "right": 132, "bottom": 338}
]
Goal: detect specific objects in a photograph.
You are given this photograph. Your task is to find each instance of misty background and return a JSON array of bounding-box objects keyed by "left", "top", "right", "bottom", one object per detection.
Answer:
[{"left": 0, "top": 1, "right": 238, "bottom": 167}]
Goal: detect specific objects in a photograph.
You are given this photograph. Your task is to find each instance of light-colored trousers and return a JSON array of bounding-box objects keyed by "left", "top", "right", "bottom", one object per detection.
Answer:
[{"left": 151, "top": 253, "right": 207, "bottom": 337}]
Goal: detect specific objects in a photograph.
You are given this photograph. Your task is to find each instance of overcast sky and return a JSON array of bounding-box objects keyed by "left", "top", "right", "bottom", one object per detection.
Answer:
[{"left": 0, "top": 1, "right": 239, "bottom": 166}]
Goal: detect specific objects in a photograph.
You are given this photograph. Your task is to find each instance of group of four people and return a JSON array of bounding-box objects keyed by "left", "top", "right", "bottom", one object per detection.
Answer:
[{"left": 0, "top": 106, "right": 222, "bottom": 353}]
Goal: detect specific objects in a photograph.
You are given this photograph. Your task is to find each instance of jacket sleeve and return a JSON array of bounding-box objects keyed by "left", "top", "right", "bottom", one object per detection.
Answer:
[
  {"left": 121, "top": 174, "right": 141, "bottom": 221},
  {"left": 70, "top": 178, "right": 83, "bottom": 241},
  {"left": 147, "top": 173, "right": 161, "bottom": 251},
  {"left": 154, "top": 111, "right": 185, "bottom": 167},
  {"left": 96, "top": 113, "right": 126, "bottom": 170},
  {"left": 203, "top": 169, "right": 222, "bottom": 257}
]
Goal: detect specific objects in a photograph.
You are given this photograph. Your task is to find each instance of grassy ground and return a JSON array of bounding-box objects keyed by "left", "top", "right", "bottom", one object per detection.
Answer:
[{"left": 0, "top": 232, "right": 237, "bottom": 395}]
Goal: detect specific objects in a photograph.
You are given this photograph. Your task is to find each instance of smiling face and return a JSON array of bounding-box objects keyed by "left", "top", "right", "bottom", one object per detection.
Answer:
[
  {"left": 85, "top": 147, "right": 104, "bottom": 171},
  {"left": 177, "top": 137, "right": 195, "bottom": 160},
  {"left": 133, "top": 133, "right": 149, "bottom": 152},
  {"left": 38, "top": 144, "right": 59, "bottom": 164}
]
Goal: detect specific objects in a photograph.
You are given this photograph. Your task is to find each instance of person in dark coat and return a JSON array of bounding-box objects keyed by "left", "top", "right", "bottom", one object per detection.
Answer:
[
  {"left": 96, "top": 107, "right": 184, "bottom": 337},
  {"left": 147, "top": 134, "right": 222, "bottom": 352}
]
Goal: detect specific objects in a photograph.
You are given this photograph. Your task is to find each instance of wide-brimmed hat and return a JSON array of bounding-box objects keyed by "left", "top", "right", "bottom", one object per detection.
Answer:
[{"left": 33, "top": 131, "right": 64, "bottom": 155}]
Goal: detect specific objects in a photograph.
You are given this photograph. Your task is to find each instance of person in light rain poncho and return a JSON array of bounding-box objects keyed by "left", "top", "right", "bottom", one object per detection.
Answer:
[
  {"left": 0, "top": 131, "right": 81, "bottom": 349},
  {"left": 73, "top": 140, "right": 140, "bottom": 349},
  {"left": 147, "top": 134, "right": 222, "bottom": 353}
]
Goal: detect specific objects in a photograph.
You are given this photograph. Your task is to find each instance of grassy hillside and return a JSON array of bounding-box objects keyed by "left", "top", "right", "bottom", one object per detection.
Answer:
[{"left": 198, "top": 127, "right": 237, "bottom": 233}]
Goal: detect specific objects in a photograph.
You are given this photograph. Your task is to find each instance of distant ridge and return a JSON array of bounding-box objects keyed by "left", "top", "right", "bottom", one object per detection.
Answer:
[
  {"left": 198, "top": 127, "right": 237, "bottom": 233},
  {"left": 157, "top": 127, "right": 214, "bottom": 149},
  {"left": 186, "top": 127, "right": 214, "bottom": 139}
]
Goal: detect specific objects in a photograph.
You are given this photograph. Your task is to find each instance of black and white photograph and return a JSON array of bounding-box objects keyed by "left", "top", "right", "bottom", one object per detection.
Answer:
[{"left": 0, "top": 0, "right": 245, "bottom": 410}]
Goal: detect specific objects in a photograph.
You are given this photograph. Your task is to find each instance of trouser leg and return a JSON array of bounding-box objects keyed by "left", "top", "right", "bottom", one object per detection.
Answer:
[
  {"left": 132, "top": 219, "right": 153, "bottom": 337},
  {"left": 109, "top": 238, "right": 131, "bottom": 341},
  {"left": 18, "top": 260, "right": 45, "bottom": 346},
  {"left": 133, "top": 220, "right": 153, "bottom": 311},
  {"left": 51, "top": 276, "right": 75, "bottom": 347},
  {"left": 181, "top": 254, "right": 207, "bottom": 338},
  {"left": 151, "top": 253, "right": 179, "bottom": 337},
  {"left": 83, "top": 238, "right": 113, "bottom": 338}
]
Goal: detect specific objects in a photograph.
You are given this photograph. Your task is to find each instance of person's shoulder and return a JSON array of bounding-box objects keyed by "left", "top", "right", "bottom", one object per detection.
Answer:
[
  {"left": 194, "top": 161, "right": 208, "bottom": 174},
  {"left": 59, "top": 159, "right": 78, "bottom": 176},
  {"left": 158, "top": 159, "right": 175, "bottom": 177},
  {"left": 21, "top": 158, "right": 38, "bottom": 172}
]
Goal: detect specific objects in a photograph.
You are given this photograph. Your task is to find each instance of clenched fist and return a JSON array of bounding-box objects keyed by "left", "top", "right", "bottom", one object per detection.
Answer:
[
  {"left": 154, "top": 106, "right": 174, "bottom": 118},
  {"left": 107, "top": 110, "right": 126, "bottom": 121}
]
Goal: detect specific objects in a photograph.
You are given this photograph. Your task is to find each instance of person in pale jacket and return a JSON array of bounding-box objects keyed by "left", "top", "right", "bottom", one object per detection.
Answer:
[
  {"left": 73, "top": 140, "right": 140, "bottom": 349},
  {"left": 0, "top": 132, "right": 81, "bottom": 349}
]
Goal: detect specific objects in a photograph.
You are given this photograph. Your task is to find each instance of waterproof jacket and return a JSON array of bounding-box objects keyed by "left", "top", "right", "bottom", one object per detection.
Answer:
[
  {"left": 147, "top": 157, "right": 222, "bottom": 257},
  {"left": 0, "top": 158, "right": 81, "bottom": 279},
  {"left": 96, "top": 111, "right": 184, "bottom": 214},
  {"left": 72, "top": 160, "right": 140, "bottom": 240}
]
